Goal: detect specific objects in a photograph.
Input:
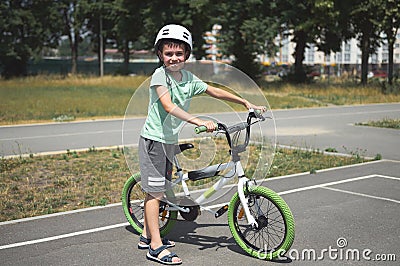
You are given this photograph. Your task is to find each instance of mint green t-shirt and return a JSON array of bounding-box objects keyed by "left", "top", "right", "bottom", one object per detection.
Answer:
[{"left": 141, "top": 66, "right": 208, "bottom": 144}]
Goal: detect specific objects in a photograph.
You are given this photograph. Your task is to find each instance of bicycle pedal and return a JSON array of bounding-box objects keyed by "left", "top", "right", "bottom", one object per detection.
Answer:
[{"left": 215, "top": 205, "right": 229, "bottom": 218}]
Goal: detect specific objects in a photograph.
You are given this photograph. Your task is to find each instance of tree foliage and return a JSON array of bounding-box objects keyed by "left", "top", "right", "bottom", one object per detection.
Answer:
[
  {"left": 380, "top": 0, "right": 400, "bottom": 85},
  {"left": 0, "top": 0, "right": 61, "bottom": 78},
  {"left": 0, "top": 0, "right": 399, "bottom": 84},
  {"left": 275, "top": 0, "right": 350, "bottom": 82},
  {"left": 350, "top": 0, "right": 385, "bottom": 85},
  {"left": 215, "top": 0, "right": 279, "bottom": 80}
]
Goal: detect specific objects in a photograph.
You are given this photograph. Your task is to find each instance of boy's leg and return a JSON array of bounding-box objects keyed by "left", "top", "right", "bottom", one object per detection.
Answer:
[{"left": 144, "top": 192, "right": 181, "bottom": 263}]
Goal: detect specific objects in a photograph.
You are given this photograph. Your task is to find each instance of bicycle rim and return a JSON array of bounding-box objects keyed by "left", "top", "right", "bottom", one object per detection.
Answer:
[
  {"left": 121, "top": 173, "right": 177, "bottom": 236},
  {"left": 228, "top": 186, "right": 295, "bottom": 260}
]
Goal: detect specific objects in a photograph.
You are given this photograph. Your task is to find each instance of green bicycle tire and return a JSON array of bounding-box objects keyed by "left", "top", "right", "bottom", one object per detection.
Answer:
[
  {"left": 228, "top": 185, "right": 295, "bottom": 260},
  {"left": 121, "top": 173, "right": 178, "bottom": 237}
]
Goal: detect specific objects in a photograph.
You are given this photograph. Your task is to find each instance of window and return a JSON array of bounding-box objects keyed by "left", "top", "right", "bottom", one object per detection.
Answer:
[
  {"left": 344, "top": 53, "right": 350, "bottom": 62},
  {"left": 371, "top": 54, "right": 378, "bottom": 64},
  {"left": 326, "top": 54, "right": 330, "bottom": 63},
  {"left": 307, "top": 52, "right": 314, "bottom": 62},
  {"left": 382, "top": 53, "right": 388, "bottom": 63},
  {"left": 344, "top": 43, "right": 351, "bottom": 52}
]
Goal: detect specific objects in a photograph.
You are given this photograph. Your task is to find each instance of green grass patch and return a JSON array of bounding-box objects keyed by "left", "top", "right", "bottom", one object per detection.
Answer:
[
  {"left": 356, "top": 118, "right": 400, "bottom": 129},
  {"left": 0, "top": 144, "right": 374, "bottom": 222}
]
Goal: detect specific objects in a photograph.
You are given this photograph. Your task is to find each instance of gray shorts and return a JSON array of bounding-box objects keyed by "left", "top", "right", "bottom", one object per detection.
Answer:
[{"left": 138, "top": 136, "right": 175, "bottom": 193}]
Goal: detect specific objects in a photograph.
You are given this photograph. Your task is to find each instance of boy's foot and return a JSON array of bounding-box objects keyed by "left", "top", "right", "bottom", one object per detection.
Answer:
[
  {"left": 138, "top": 235, "right": 175, "bottom": 249},
  {"left": 146, "top": 245, "right": 182, "bottom": 265}
]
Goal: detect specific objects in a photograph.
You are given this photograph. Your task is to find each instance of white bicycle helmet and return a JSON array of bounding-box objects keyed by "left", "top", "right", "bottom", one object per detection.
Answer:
[{"left": 154, "top": 24, "right": 192, "bottom": 58}]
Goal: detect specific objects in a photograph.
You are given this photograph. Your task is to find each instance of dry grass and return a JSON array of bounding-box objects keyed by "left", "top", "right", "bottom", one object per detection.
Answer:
[
  {"left": 0, "top": 143, "right": 372, "bottom": 222},
  {"left": 356, "top": 118, "right": 400, "bottom": 129},
  {"left": 2, "top": 75, "right": 400, "bottom": 125},
  {"left": 1, "top": 75, "right": 147, "bottom": 124},
  {"left": 263, "top": 82, "right": 400, "bottom": 108}
]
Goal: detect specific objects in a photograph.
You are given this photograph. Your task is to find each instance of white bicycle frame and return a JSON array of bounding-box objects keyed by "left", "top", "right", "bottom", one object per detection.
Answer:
[
  {"left": 165, "top": 146, "right": 259, "bottom": 228},
  {"left": 159, "top": 109, "right": 268, "bottom": 228}
]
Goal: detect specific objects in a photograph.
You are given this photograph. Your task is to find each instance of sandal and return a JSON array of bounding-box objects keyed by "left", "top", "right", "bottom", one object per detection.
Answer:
[
  {"left": 146, "top": 245, "right": 182, "bottom": 265},
  {"left": 138, "top": 235, "right": 175, "bottom": 250}
]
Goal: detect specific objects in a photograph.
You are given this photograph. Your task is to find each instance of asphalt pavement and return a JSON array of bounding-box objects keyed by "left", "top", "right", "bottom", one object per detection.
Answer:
[
  {"left": 0, "top": 160, "right": 398, "bottom": 265},
  {"left": 1, "top": 103, "right": 399, "bottom": 160}
]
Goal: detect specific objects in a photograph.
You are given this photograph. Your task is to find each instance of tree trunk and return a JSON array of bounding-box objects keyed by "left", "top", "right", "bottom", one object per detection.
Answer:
[
  {"left": 71, "top": 29, "right": 79, "bottom": 75},
  {"left": 360, "top": 35, "right": 370, "bottom": 85},
  {"left": 122, "top": 39, "right": 130, "bottom": 75},
  {"left": 388, "top": 39, "right": 394, "bottom": 85},
  {"left": 293, "top": 30, "right": 307, "bottom": 83},
  {"left": 63, "top": 7, "right": 78, "bottom": 75}
]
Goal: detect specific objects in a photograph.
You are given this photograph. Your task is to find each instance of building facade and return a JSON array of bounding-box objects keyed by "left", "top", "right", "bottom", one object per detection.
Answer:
[{"left": 269, "top": 31, "right": 400, "bottom": 76}]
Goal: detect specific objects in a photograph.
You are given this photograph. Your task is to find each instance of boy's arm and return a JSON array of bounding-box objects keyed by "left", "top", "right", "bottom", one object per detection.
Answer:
[
  {"left": 156, "top": 85, "right": 216, "bottom": 131},
  {"left": 205, "top": 85, "right": 266, "bottom": 112}
]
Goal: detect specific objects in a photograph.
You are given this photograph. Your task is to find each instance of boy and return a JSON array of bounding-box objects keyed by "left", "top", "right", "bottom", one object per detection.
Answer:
[{"left": 139, "top": 24, "right": 265, "bottom": 265}]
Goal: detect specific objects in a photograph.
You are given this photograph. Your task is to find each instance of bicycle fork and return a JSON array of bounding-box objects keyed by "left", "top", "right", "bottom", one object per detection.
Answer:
[{"left": 236, "top": 162, "right": 259, "bottom": 229}]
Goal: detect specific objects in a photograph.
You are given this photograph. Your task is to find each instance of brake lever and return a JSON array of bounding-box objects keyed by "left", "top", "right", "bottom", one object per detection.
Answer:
[{"left": 254, "top": 109, "right": 266, "bottom": 121}]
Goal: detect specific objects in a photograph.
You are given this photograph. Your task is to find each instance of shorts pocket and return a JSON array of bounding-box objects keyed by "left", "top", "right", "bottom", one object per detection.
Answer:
[{"left": 144, "top": 138, "right": 155, "bottom": 152}]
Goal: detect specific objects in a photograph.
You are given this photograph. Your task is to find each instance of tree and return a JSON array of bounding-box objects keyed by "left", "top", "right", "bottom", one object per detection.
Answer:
[
  {"left": 275, "top": 0, "right": 350, "bottom": 83},
  {"left": 57, "top": 0, "right": 96, "bottom": 75},
  {"left": 0, "top": 0, "right": 60, "bottom": 78},
  {"left": 350, "top": 0, "right": 384, "bottom": 85},
  {"left": 140, "top": 0, "right": 213, "bottom": 61},
  {"left": 381, "top": 0, "right": 400, "bottom": 85},
  {"left": 216, "top": 0, "right": 279, "bottom": 80},
  {"left": 113, "top": 0, "right": 146, "bottom": 75},
  {"left": 85, "top": 0, "right": 121, "bottom": 75}
]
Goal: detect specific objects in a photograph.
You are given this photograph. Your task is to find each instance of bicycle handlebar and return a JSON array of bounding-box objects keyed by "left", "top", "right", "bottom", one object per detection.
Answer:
[
  {"left": 194, "top": 109, "right": 268, "bottom": 152},
  {"left": 194, "top": 109, "right": 266, "bottom": 134}
]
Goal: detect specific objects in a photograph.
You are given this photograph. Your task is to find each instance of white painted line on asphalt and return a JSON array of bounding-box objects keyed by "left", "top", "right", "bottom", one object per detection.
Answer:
[
  {"left": 277, "top": 175, "right": 375, "bottom": 195},
  {"left": 275, "top": 108, "right": 400, "bottom": 120},
  {"left": 269, "top": 159, "right": 384, "bottom": 181},
  {"left": 0, "top": 202, "right": 228, "bottom": 251},
  {"left": 320, "top": 174, "right": 400, "bottom": 204},
  {"left": 0, "top": 129, "right": 122, "bottom": 141},
  {"left": 375, "top": 174, "right": 400, "bottom": 181},
  {"left": 0, "top": 222, "right": 129, "bottom": 251},
  {"left": 0, "top": 203, "right": 122, "bottom": 226},
  {"left": 322, "top": 187, "right": 400, "bottom": 204}
]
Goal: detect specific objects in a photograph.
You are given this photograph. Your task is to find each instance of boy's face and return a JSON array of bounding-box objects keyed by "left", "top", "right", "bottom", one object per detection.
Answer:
[{"left": 159, "top": 43, "right": 187, "bottom": 71}]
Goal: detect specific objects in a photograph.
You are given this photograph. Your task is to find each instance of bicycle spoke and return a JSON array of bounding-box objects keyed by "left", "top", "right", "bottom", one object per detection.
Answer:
[{"left": 234, "top": 192, "right": 287, "bottom": 253}]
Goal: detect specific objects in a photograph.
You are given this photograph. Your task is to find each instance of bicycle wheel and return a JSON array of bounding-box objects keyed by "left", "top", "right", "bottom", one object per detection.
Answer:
[
  {"left": 228, "top": 185, "right": 295, "bottom": 260},
  {"left": 121, "top": 172, "right": 178, "bottom": 236}
]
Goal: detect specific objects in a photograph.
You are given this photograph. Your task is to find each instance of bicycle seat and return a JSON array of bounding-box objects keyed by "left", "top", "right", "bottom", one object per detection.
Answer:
[
  {"left": 188, "top": 164, "right": 221, "bottom": 181},
  {"left": 175, "top": 143, "right": 194, "bottom": 155}
]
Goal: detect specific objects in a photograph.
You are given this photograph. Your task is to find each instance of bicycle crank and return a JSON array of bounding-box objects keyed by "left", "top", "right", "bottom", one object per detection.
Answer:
[{"left": 168, "top": 196, "right": 200, "bottom": 221}]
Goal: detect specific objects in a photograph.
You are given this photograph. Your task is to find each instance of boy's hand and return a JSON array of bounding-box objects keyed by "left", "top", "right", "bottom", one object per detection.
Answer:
[
  {"left": 243, "top": 100, "right": 267, "bottom": 112},
  {"left": 196, "top": 119, "right": 216, "bottom": 132}
]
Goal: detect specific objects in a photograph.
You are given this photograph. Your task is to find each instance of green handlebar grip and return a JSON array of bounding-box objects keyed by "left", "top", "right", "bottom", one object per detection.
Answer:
[
  {"left": 194, "top": 126, "right": 207, "bottom": 134},
  {"left": 194, "top": 123, "right": 218, "bottom": 134}
]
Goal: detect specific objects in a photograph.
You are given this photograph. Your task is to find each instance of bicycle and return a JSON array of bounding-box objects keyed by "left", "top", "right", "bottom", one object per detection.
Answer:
[{"left": 121, "top": 109, "right": 295, "bottom": 260}]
